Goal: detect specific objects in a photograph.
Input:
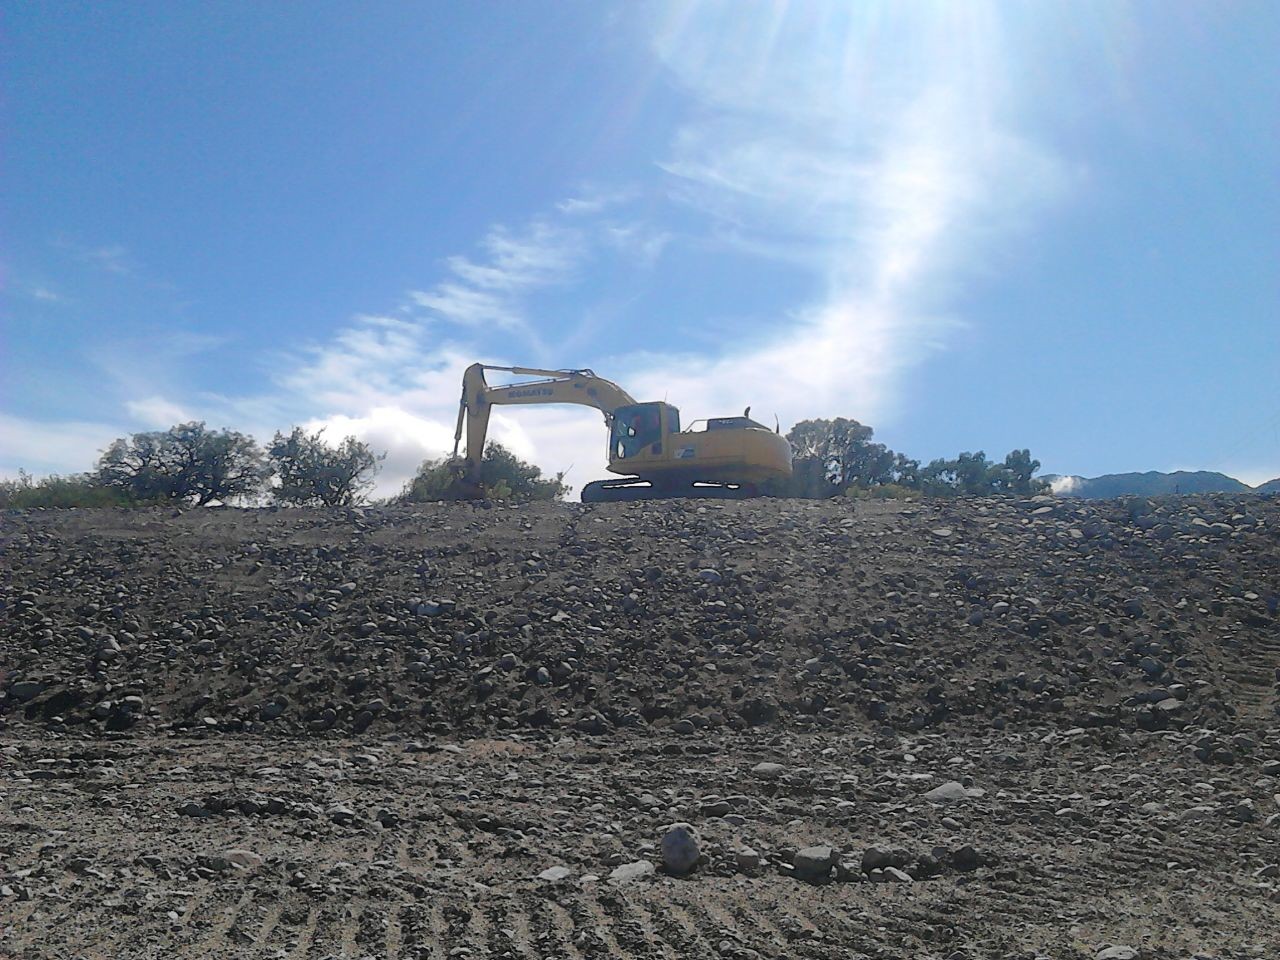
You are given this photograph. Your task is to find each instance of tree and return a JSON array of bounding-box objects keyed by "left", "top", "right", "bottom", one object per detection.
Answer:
[
  {"left": 920, "top": 451, "right": 992, "bottom": 496},
  {"left": 920, "top": 449, "right": 1047, "bottom": 497},
  {"left": 398, "top": 442, "right": 568, "bottom": 503},
  {"left": 891, "top": 452, "right": 921, "bottom": 488},
  {"left": 781, "top": 418, "right": 917, "bottom": 496},
  {"left": 268, "top": 427, "right": 384, "bottom": 506},
  {"left": 996, "top": 448, "right": 1045, "bottom": 495},
  {"left": 772, "top": 455, "right": 837, "bottom": 499},
  {"left": 97, "top": 422, "right": 266, "bottom": 505},
  {"left": 787, "top": 418, "right": 872, "bottom": 487},
  {"left": 919, "top": 457, "right": 960, "bottom": 496}
]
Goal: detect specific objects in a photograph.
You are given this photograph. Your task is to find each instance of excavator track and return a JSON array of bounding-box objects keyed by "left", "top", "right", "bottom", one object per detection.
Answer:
[{"left": 580, "top": 478, "right": 759, "bottom": 503}]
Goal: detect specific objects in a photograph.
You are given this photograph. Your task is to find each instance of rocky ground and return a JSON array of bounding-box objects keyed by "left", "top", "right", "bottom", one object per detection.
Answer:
[{"left": 2, "top": 495, "right": 1278, "bottom": 959}]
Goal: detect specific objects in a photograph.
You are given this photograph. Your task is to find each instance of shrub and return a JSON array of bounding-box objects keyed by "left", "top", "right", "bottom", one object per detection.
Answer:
[
  {"left": 0, "top": 470, "right": 145, "bottom": 508},
  {"left": 267, "top": 427, "right": 383, "bottom": 506},
  {"left": 397, "top": 443, "right": 567, "bottom": 503}
]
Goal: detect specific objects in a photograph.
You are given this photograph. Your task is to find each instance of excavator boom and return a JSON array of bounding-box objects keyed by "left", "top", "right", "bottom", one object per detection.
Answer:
[{"left": 453, "top": 364, "right": 635, "bottom": 491}]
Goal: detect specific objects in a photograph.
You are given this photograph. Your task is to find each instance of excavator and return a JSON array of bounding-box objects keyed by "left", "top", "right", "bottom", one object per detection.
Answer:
[{"left": 452, "top": 363, "right": 792, "bottom": 502}]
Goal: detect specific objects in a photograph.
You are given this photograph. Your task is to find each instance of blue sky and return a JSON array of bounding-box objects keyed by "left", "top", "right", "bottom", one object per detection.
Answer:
[{"left": 3, "top": 1, "right": 1278, "bottom": 495}]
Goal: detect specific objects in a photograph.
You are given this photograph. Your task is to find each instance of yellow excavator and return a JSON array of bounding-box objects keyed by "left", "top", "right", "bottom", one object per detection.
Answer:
[{"left": 452, "top": 363, "right": 792, "bottom": 502}]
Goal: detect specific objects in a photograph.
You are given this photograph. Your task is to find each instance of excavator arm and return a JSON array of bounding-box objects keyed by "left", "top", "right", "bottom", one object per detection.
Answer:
[{"left": 452, "top": 363, "right": 636, "bottom": 492}]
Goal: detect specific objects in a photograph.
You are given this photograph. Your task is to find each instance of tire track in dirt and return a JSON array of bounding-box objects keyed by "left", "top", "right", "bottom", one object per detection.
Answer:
[
  {"left": 1223, "top": 633, "right": 1280, "bottom": 712},
  {"left": 427, "top": 901, "right": 451, "bottom": 960},
  {"left": 567, "top": 892, "right": 632, "bottom": 958},
  {"left": 173, "top": 881, "right": 216, "bottom": 941},
  {"left": 634, "top": 901, "right": 727, "bottom": 957},
  {"left": 595, "top": 887, "right": 676, "bottom": 959},
  {"left": 337, "top": 900, "right": 363, "bottom": 958},
  {"left": 465, "top": 893, "right": 494, "bottom": 952},
  {"left": 691, "top": 890, "right": 758, "bottom": 952},
  {"left": 544, "top": 898, "right": 588, "bottom": 960},
  {"left": 479, "top": 895, "right": 522, "bottom": 958},
  {"left": 392, "top": 903, "right": 423, "bottom": 959},
  {"left": 491, "top": 896, "right": 540, "bottom": 959},
  {"left": 576, "top": 896, "right": 665, "bottom": 960},
  {"left": 726, "top": 894, "right": 791, "bottom": 953},
  {"left": 284, "top": 904, "right": 319, "bottom": 960},
  {"left": 670, "top": 896, "right": 742, "bottom": 957},
  {"left": 251, "top": 899, "right": 282, "bottom": 953},
  {"left": 382, "top": 902, "right": 406, "bottom": 959}
]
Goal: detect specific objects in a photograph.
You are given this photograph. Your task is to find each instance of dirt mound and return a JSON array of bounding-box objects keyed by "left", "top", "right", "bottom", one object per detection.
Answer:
[
  {"left": 3, "top": 496, "right": 1278, "bottom": 737},
  {"left": 3, "top": 496, "right": 1280, "bottom": 958}
]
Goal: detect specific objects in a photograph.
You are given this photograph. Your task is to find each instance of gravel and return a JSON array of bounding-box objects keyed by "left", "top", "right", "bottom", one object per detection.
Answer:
[{"left": 1, "top": 495, "right": 1277, "bottom": 958}]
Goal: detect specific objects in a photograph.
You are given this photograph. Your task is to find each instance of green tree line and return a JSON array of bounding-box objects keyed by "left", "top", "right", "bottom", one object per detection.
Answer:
[
  {"left": 0, "top": 421, "right": 562, "bottom": 508},
  {"left": 1, "top": 416, "right": 1043, "bottom": 508},
  {"left": 777, "top": 417, "right": 1046, "bottom": 499},
  {"left": 1, "top": 422, "right": 388, "bottom": 509}
]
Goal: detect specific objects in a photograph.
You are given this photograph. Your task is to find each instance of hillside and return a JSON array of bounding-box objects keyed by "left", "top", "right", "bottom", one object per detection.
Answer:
[
  {"left": 3, "top": 497, "right": 1278, "bottom": 959},
  {"left": 5, "top": 496, "right": 1277, "bottom": 736},
  {"left": 1048, "top": 470, "right": 1253, "bottom": 498}
]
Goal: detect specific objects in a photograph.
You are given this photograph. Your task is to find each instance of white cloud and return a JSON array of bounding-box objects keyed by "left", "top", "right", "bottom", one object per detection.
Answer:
[
  {"left": 301, "top": 406, "right": 456, "bottom": 499},
  {"left": 125, "top": 395, "right": 189, "bottom": 428},
  {"left": 1049, "top": 475, "right": 1083, "bottom": 495},
  {"left": 1241, "top": 471, "right": 1280, "bottom": 489},
  {"left": 94, "top": 330, "right": 226, "bottom": 406},
  {"left": 31, "top": 286, "right": 65, "bottom": 303},
  {"left": 297, "top": 403, "right": 610, "bottom": 500},
  {"left": 482, "top": 406, "right": 614, "bottom": 497},
  {"left": 0, "top": 413, "right": 121, "bottom": 478}
]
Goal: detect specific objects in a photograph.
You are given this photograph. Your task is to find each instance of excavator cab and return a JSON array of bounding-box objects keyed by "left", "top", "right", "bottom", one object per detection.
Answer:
[{"left": 610, "top": 402, "right": 680, "bottom": 461}]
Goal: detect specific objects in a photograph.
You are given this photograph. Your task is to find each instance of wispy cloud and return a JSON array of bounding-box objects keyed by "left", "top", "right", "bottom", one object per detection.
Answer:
[
  {"left": 449, "top": 222, "right": 584, "bottom": 290},
  {"left": 556, "top": 186, "right": 637, "bottom": 216},
  {"left": 94, "top": 329, "right": 226, "bottom": 404},
  {"left": 54, "top": 238, "right": 184, "bottom": 294},
  {"left": 31, "top": 286, "right": 65, "bottom": 303},
  {"left": 602, "top": 223, "right": 671, "bottom": 268},
  {"left": 78, "top": 243, "right": 134, "bottom": 275},
  {"left": 125, "top": 395, "right": 189, "bottom": 428},
  {"left": 408, "top": 284, "right": 520, "bottom": 330},
  {"left": 278, "top": 314, "right": 428, "bottom": 411},
  {"left": 632, "top": 1, "right": 1065, "bottom": 427},
  {"left": 408, "top": 220, "right": 587, "bottom": 348}
]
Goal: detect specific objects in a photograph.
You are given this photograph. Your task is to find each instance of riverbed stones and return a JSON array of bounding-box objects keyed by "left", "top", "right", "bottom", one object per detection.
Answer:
[
  {"left": 660, "top": 823, "right": 700, "bottom": 875},
  {"left": 792, "top": 846, "right": 839, "bottom": 884}
]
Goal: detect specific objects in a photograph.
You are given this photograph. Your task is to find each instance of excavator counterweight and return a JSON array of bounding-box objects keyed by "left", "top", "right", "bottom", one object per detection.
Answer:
[{"left": 452, "top": 363, "right": 792, "bottom": 503}]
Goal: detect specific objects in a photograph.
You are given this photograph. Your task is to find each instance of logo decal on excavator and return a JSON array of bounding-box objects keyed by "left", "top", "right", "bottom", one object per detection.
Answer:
[{"left": 508, "top": 387, "right": 554, "bottom": 398}]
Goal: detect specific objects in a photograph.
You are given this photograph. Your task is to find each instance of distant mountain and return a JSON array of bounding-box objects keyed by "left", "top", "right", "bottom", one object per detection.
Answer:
[
  {"left": 1046, "top": 470, "right": 1253, "bottom": 498},
  {"left": 1256, "top": 477, "right": 1280, "bottom": 494}
]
